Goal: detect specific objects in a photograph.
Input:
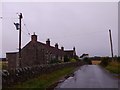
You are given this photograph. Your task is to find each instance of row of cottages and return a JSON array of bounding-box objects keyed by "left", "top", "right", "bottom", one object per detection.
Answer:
[{"left": 6, "top": 33, "right": 76, "bottom": 69}]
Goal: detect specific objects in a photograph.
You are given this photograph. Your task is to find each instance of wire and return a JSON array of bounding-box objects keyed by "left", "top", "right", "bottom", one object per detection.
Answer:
[
  {"left": 22, "top": 19, "right": 31, "bottom": 36},
  {"left": 20, "top": 23, "right": 30, "bottom": 37},
  {"left": 21, "top": 30, "right": 30, "bottom": 37},
  {"left": 0, "top": 17, "right": 18, "bottom": 19}
]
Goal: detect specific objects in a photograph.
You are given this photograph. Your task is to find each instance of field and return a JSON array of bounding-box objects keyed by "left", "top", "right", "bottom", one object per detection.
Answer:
[{"left": 92, "top": 60, "right": 101, "bottom": 65}]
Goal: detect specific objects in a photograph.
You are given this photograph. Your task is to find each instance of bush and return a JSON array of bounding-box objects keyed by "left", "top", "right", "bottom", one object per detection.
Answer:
[
  {"left": 117, "top": 57, "right": 120, "bottom": 62},
  {"left": 100, "top": 57, "right": 110, "bottom": 67},
  {"left": 83, "top": 57, "right": 92, "bottom": 65},
  {"left": 70, "top": 58, "right": 76, "bottom": 62},
  {"left": 74, "top": 55, "right": 79, "bottom": 61}
]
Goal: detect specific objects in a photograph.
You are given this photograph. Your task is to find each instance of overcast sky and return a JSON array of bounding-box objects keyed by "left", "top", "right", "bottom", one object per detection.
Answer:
[{"left": 0, "top": 2, "right": 118, "bottom": 58}]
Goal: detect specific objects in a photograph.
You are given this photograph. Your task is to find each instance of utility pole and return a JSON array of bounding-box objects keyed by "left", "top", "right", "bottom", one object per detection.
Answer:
[
  {"left": 19, "top": 13, "right": 23, "bottom": 68},
  {"left": 109, "top": 29, "right": 114, "bottom": 60}
]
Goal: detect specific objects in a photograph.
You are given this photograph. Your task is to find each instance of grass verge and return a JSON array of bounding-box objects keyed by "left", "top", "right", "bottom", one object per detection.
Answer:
[
  {"left": 105, "top": 61, "right": 120, "bottom": 75},
  {"left": 0, "top": 61, "right": 8, "bottom": 69},
  {"left": 10, "top": 66, "right": 76, "bottom": 89}
]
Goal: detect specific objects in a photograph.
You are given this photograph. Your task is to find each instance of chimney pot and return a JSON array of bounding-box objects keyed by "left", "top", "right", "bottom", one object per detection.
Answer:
[
  {"left": 61, "top": 46, "right": 64, "bottom": 51},
  {"left": 31, "top": 32, "right": 37, "bottom": 43},
  {"left": 55, "top": 43, "right": 58, "bottom": 49},
  {"left": 46, "top": 38, "right": 50, "bottom": 46}
]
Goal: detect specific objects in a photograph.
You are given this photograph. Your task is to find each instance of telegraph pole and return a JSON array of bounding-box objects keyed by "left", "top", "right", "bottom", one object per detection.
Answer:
[
  {"left": 109, "top": 29, "right": 114, "bottom": 60},
  {"left": 19, "top": 13, "right": 23, "bottom": 68}
]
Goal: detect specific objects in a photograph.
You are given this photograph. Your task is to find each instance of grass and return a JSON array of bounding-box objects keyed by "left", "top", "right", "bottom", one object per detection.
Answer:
[
  {"left": 11, "top": 66, "right": 76, "bottom": 89},
  {"left": 0, "top": 61, "right": 2, "bottom": 69},
  {"left": 0, "top": 61, "right": 8, "bottom": 69},
  {"left": 105, "top": 61, "right": 120, "bottom": 74}
]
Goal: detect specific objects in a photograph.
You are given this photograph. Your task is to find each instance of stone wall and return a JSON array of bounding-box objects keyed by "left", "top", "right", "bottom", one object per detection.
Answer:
[{"left": 2, "top": 61, "right": 83, "bottom": 88}]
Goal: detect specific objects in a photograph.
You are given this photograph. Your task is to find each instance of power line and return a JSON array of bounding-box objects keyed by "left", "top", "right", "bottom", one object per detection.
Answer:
[
  {"left": 0, "top": 17, "right": 18, "bottom": 19},
  {"left": 21, "top": 29, "right": 30, "bottom": 37},
  {"left": 22, "top": 19, "right": 31, "bottom": 36},
  {"left": 21, "top": 24, "right": 30, "bottom": 36}
]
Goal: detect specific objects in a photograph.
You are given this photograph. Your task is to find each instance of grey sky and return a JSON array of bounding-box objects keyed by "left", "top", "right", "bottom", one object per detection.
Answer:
[{"left": 1, "top": 2, "right": 118, "bottom": 58}]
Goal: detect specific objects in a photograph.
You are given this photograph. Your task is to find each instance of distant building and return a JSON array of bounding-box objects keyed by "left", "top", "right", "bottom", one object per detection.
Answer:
[{"left": 6, "top": 33, "right": 76, "bottom": 69}]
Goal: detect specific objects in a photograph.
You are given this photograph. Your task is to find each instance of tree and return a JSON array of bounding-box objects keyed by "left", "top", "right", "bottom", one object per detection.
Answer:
[{"left": 83, "top": 57, "right": 92, "bottom": 64}]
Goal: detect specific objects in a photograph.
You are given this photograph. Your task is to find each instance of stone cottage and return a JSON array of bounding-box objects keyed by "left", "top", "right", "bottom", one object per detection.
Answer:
[
  {"left": 6, "top": 33, "right": 76, "bottom": 69},
  {"left": 64, "top": 47, "right": 76, "bottom": 59}
]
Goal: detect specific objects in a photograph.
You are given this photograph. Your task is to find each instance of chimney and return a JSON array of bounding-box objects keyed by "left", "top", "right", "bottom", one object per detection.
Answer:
[
  {"left": 61, "top": 46, "right": 64, "bottom": 51},
  {"left": 46, "top": 38, "right": 50, "bottom": 46},
  {"left": 73, "top": 46, "right": 76, "bottom": 56},
  {"left": 73, "top": 46, "right": 75, "bottom": 51},
  {"left": 31, "top": 32, "right": 37, "bottom": 43},
  {"left": 55, "top": 43, "right": 58, "bottom": 49}
]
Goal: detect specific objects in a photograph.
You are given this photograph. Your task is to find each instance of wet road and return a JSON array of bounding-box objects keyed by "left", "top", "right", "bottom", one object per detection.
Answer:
[{"left": 56, "top": 65, "right": 119, "bottom": 88}]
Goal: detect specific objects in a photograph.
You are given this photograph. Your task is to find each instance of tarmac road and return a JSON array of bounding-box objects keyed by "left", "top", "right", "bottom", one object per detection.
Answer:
[{"left": 56, "top": 65, "right": 119, "bottom": 89}]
